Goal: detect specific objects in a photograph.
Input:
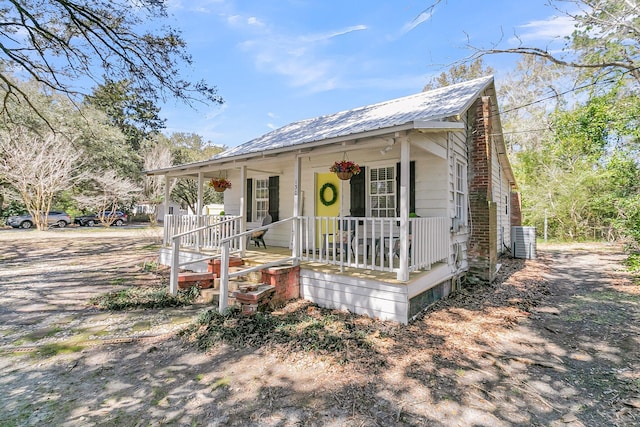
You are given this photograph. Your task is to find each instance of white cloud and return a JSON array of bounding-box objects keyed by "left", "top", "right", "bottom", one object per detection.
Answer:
[
  {"left": 267, "top": 123, "right": 276, "bottom": 130},
  {"left": 401, "top": 9, "right": 433, "bottom": 35},
  {"left": 167, "top": 0, "right": 224, "bottom": 13},
  {"left": 267, "top": 112, "right": 278, "bottom": 118},
  {"left": 247, "top": 16, "right": 265, "bottom": 27},
  {"left": 513, "top": 15, "right": 576, "bottom": 43},
  {"left": 238, "top": 23, "right": 368, "bottom": 93},
  {"left": 301, "top": 25, "right": 368, "bottom": 42},
  {"left": 227, "top": 14, "right": 241, "bottom": 25}
]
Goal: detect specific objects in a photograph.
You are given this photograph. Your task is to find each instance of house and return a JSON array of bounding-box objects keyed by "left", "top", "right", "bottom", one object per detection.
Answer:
[{"left": 146, "top": 76, "right": 520, "bottom": 324}]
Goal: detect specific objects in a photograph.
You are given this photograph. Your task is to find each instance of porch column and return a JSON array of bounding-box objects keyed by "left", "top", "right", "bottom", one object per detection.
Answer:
[
  {"left": 163, "top": 174, "right": 170, "bottom": 221},
  {"left": 195, "top": 172, "right": 204, "bottom": 251},
  {"left": 240, "top": 165, "right": 247, "bottom": 255},
  {"left": 397, "top": 136, "right": 410, "bottom": 282},
  {"left": 292, "top": 155, "right": 302, "bottom": 266},
  {"left": 197, "top": 172, "right": 204, "bottom": 215}
]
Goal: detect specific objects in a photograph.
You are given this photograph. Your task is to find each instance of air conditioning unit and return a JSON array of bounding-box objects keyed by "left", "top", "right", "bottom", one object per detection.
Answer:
[{"left": 511, "top": 226, "right": 536, "bottom": 259}]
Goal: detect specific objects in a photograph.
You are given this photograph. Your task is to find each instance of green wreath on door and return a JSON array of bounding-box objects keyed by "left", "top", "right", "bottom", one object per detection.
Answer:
[{"left": 319, "top": 182, "right": 338, "bottom": 206}]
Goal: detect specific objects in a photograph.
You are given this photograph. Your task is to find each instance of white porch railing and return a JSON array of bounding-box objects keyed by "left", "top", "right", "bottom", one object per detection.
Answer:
[
  {"left": 163, "top": 215, "right": 241, "bottom": 251},
  {"left": 164, "top": 214, "right": 450, "bottom": 311},
  {"left": 296, "top": 216, "right": 450, "bottom": 273}
]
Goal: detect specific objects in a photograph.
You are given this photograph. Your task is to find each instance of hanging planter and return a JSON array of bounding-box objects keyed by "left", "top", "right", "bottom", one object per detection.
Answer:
[
  {"left": 329, "top": 160, "right": 361, "bottom": 181},
  {"left": 208, "top": 177, "right": 232, "bottom": 192}
]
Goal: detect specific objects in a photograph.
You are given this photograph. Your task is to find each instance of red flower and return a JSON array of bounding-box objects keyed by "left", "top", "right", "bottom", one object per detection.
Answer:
[
  {"left": 329, "top": 160, "right": 361, "bottom": 175},
  {"left": 208, "top": 178, "right": 232, "bottom": 189}
]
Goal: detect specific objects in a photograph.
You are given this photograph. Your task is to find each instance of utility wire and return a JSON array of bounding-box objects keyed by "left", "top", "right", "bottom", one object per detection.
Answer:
[{"left": 495, "top": 66, "right": 640, "bottom": 118}]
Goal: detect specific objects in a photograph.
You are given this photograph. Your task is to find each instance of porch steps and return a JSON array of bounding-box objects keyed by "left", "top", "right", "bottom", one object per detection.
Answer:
[{"left": 177, "top": 272, "right": 216, "bottom": 290}]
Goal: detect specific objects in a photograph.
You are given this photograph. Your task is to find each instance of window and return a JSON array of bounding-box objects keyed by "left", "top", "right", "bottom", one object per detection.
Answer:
[
  {"left": 255, "top": 178, "right": 269, "bottom": 219},
  {"left": 370, "top": 166, "right": 396, "bottom": 217},
  {"left": 455, "top": 160, "right": 466, "bottom": 223}
]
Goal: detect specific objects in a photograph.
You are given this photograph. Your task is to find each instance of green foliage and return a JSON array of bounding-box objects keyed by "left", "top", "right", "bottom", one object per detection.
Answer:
[
  {"left": 91, "top": 286, "right": 200, "bottom": 310},
  {"left": 85, "top": 79, "right": 166, "bottom": 152},
  {"left": 513, "top": 87, "right": 640, "bottom": 244},
  {"left": 152, "top": 132, "right": 226, "bottom": 212},
  {"left": 623, "top": 253, "right": 640, "bottom": 272}
]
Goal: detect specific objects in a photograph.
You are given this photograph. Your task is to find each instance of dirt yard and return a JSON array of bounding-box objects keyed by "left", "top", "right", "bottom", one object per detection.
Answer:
[{"left": 0, "top": 227, "right": 638, "bottom": 426}]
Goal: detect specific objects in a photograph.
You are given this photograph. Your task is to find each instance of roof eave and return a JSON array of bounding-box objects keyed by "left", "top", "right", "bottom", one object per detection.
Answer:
[{"left": 146, "top": 119, "right": 463, "bottom": 176}]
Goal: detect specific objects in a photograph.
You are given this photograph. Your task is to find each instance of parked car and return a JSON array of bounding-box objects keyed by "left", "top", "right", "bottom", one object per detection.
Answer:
[
  {"left": 74, "top": 211, "right": 128, "bottom": 227},
  {"left": 6, "top": 211, "right": 71, "bottom": 229}
]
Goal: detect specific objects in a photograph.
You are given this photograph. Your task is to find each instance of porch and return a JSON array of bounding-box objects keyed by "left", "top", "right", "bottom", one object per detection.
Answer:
[
  {"left": 160, "top": 214, "right": 454, "bottom": 323},
  {"left": 161, "top": 214, "right": 450, "bottom": 275}
]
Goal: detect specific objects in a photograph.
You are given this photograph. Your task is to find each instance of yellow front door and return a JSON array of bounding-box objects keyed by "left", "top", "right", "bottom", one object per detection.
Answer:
[
  {"left": 315, "top": 172, "right": 341, "bottom": 247},
  {"left": 316, "top": 172, "right": 340, "bottom": 217}
]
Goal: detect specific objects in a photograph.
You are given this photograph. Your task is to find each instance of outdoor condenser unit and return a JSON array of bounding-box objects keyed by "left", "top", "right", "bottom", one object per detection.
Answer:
[{"left": 511, "top": 226, "right": 536, "bottom": 259}]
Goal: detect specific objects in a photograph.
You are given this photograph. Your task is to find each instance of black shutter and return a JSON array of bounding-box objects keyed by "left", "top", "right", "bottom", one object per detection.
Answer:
[
  {"left": 246, "top": 178, "right": 253, "bottom": 222},
  {"left": 268, "top": 176, "right": 279, "bottom": 221},
  {"left": 350, "top": 166, "right": 366, "bottom": 217},
  {"left": 396, "top": 161, "right": 415, "bottom": 216}
]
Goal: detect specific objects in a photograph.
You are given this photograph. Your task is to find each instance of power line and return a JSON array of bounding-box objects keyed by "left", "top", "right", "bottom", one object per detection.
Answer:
[{"left": 496, "top": 67, "right": 639, "bottom": 117}]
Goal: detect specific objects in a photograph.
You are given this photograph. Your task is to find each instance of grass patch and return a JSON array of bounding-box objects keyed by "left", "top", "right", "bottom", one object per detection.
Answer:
[
  {"left": 132, "top": 321, "right": 151, "bottom": 332},
  {"left": 624, "top": 253, "right": 640, "bottom": 284},
  {"left": 181, "top": 302, "right": 392, "bottom": 367},
  {"left": 36, "top": 343, "right": 85, "bottom": 357},
  {"left": 211, "top": 377, "right": 231, "bottom": 390},
  {"left": 15, "top": 327, "right": 62, "bottom": 344},
  {"left": 90, "top": 285, "right": 200, "bottom": 310}
]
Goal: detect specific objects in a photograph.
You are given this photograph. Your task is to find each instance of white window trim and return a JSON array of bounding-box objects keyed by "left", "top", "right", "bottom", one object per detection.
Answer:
[
  {"left": 455, "top": 159, "right": 467, "bottom": 225},
  {"left": 368, "top": 164, "right": 397, "bottom": 218}
]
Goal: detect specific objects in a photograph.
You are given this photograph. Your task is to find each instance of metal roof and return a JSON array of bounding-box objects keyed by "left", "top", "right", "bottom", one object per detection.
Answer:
[{"left": 213, "top": 75, "right": 494, "bottom": 160}]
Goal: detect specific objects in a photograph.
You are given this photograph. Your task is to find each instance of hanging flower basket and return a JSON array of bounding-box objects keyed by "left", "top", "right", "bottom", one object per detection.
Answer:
[
  {"left": 330, "top": 160, "right": 361, "bottom": 180},
  {"left": 336, "top": 171, "right": 354, "bottom": 180},
  {"left": 208, "top": 178, "right": 232, "bottom": 192}
]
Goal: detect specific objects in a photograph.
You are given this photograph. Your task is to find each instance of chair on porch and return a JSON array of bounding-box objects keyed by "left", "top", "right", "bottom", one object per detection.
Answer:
[{"left": 249, "top": 214, "right": 272, "bottom": 248}]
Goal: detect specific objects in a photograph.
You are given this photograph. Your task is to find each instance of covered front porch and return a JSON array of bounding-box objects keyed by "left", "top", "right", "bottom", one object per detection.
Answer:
[{"left": 159, "top": 213, "right": 455, "bottom": 323}]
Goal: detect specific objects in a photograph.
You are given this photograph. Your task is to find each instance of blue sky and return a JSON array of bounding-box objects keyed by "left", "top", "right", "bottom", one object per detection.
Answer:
[{"left": 161, "top": 0, "right": 575, "bottom": 148}]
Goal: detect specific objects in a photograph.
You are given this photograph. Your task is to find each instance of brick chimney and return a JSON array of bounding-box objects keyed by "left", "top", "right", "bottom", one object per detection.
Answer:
[{"left": 467, "top": 96, "right": 498, "bottom": 283}]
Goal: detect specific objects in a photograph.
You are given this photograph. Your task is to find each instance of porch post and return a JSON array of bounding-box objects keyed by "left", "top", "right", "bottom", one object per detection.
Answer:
[
  {"left": 292, "top": 155, "right": 301, "bottom": 266},
  {"left": 163, "top": 174, "right": 170, "bottom": 222},
  {"left": 197, "top": 172, "right": 204, "bottom": 215},
  {"left": 240, "top": 165, "right": 247, "bottom": 255},
  {"left": 397, "top": 137, "right": 410, "bottom": 281},
  {"left": 195, "top": 172, "right": 204, "bottom": 251}
]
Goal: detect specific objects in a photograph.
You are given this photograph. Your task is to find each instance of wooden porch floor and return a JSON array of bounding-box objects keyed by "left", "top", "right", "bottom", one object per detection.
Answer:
[{"left": 242, "top": 244, "right": 432, "bottom": 285}]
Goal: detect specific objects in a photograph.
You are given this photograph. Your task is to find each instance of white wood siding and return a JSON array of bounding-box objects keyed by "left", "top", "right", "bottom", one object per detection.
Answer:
[
  {"left": 491, "top": 140, "right": 511, "bottom": 254},
  {"left": 300, "top": 269, "right": 409, "bottom": 323}
]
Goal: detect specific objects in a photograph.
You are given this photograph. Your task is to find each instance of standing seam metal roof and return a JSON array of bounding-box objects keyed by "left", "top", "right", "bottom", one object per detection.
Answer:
[{"left": 213, "top": 75, "right": 494, "bottom": 160}]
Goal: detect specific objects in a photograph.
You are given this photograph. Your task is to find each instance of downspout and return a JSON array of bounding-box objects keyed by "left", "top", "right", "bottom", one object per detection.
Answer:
[{"left": 397, "top": 136, "right": 410, "bottom": 282}]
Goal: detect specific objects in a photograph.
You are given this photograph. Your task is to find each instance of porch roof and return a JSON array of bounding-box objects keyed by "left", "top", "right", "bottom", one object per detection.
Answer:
[{"left": 147, "top": 76, "right": 495, "bottom": 176}]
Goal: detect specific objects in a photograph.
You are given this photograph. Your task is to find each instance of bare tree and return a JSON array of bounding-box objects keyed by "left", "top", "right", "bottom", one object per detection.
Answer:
[
  {"left": 461, "top": 0, "right": 640, "bottom": 87},
  {"left": 74, "top": 170, "right": 141, "bottom": 226},
  {"left": 0, "top": 127, "right": 83, "bottom": 230},
  {"left": 143, "top": 140, "right": 174, "bottom": 225},
  {"left": 0, "top": 0, "right": 223, "bottom": 123}
]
